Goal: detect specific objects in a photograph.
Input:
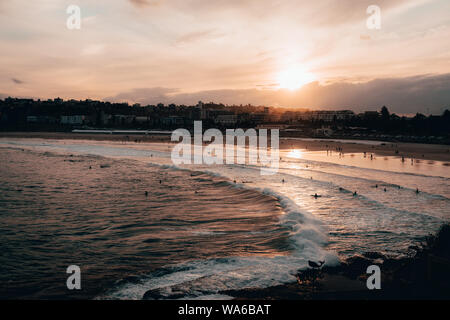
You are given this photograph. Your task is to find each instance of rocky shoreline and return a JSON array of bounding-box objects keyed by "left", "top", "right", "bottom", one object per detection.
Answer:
[{"left": 221, "top": 224, "right": 450, "bottom": 300}]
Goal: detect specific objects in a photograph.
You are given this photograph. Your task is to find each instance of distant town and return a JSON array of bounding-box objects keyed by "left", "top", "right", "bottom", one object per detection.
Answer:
[{"left": 1, "top": 97, "right": 449, "bottom": 144}]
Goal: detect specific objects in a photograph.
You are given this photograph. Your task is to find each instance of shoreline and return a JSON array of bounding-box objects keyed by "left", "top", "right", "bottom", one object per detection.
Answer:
[
  {"left": 1, "top": 132, "right": 449, "bottom": 300},
  {"left": 222, "top": 224, "right": 450, "bottom": 300},
  {"left": 1, "top": 131, "right": 450, "bottom": 162}
]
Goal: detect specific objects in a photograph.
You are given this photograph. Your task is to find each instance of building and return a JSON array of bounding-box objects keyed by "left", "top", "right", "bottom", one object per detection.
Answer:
[
  {"left": 61, "top": 115, "right": 87, "bottom": 125},
  {"left": 300, "top": 110, "right": 355, "bottom": 122},
  {"left": 113, "top": 115, "right": 135, "bottom": 125},
  {"left": 215, "top": 114, "right": 238, "bottom": 126},
  {"left": 27, "top": 116, "right": 59, "bottom": 124},
  {"left": 201, "top": 109, "right": 234, "bottom": 121},
  {"left": 315, "top": 126, "right": 334, "bottom": 136},
  {"left": 160, "top": 116, "right": 184, "bottom": 126},
  {"left": 135, "top": 116, "right": 150, "bottom": 124},
  {"left": 249, "top": 113, "right": 266, "bottom": 124}
]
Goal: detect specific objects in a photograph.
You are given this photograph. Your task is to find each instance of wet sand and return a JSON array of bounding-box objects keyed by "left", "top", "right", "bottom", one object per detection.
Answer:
[
  {"left": 280, "top": 138, "right": 450, "bottom": 163},
  {"left": 1, "top": 132, "right": 449, "bottom": 162}
]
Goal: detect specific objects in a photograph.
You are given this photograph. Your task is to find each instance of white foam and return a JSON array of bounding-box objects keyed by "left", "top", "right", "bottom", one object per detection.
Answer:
[
  {"left": 1, "top": 138, "right": 339, "bottom": 299},
  {"left": 99, "top": 252, "right": 339, "bottom": 300}
]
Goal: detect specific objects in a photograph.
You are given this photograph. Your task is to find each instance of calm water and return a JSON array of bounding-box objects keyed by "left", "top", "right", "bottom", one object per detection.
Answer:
[{"left": 0, "top": 138, "right": 449, "bottom": 299}]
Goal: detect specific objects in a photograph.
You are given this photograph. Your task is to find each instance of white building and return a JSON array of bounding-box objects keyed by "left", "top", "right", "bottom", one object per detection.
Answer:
[{"left": 61, "top": 115, "right": 86, "bottom": 125}]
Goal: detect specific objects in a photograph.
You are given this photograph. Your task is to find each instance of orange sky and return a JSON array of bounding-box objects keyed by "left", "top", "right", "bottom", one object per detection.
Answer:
[{"left": 1, "top": 0, "right": 450, "bottom": 113}]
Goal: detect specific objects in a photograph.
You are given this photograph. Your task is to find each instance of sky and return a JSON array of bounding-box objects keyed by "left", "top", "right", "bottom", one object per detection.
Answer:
[{"left": 1, "top": 0, "right": 450, "bottom": 114}]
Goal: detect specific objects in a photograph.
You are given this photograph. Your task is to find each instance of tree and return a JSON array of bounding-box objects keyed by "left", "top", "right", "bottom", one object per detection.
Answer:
[{"left": 381, "top": 106, "right": 390, "bottom": 121}]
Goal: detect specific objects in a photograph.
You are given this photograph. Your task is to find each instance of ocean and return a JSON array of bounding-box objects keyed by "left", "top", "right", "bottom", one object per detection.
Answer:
[{"left": 0, "top": 138, "right": 448, "bottom": 299}]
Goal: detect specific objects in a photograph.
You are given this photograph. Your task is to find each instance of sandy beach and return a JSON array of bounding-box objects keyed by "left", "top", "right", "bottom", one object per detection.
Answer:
[
  {"left": 1, "top": 131, "right": 449, "bottom": 163},
  {"left": 1, "top": 132, "right": 449, "bottom": 300}
]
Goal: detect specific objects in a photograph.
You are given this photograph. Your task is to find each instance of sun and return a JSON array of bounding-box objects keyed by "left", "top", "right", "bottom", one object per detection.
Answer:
[{"left": 277, "top": 67, "right": 316, "bottom": 90}]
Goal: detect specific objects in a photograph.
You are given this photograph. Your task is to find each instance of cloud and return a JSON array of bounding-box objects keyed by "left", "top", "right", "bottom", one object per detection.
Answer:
[
  {"left": 81, "top": 44, "right": 105, "bottom": 56},
  {"left": 128, "top": 0, "right": 161, "bottom": 7},
  {"left": 105, "top": 87, "right": 180, "bottom": 103},
  {"left": 0, "top": 0, "right": 448, "bottom": 105},
  {"left": 176, "top": 29, "right": 219, "bottom": 44},
  {"left": 11, "top": 78, "right": 24, "bottom": 84},
  {"left": 105, "top": 73, "right": 450, "bottom": 115}
]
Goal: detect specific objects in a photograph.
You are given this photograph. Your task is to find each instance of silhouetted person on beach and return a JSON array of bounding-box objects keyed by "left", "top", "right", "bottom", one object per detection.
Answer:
[
  {"left": 353, "top": 191, "right": 357, "bottom": 196},
  {"left": 416, "top": 188, "right": 420, "bottom": 194},
  {"left": 145, "top": 191, "right": 148, "bottom": 197}
]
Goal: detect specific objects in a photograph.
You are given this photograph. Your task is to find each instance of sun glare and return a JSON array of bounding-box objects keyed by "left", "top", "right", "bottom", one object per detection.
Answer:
[
  {"left": 277, "top": 67, "right": 316, "bottom": 90},
  {"left": 287, "top": 149, "right": 303, "bottom": 159}
]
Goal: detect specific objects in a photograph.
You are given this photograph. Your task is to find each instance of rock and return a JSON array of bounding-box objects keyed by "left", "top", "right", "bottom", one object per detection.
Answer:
[
  {"left": 363, "top": 251, "right": 386, "bottom": 260},
  {"left": 343, "top": 255, "right": 374, "bottom": 279},
  {"left": 143, "top": 289, "right": 165, "bottom": 300}
]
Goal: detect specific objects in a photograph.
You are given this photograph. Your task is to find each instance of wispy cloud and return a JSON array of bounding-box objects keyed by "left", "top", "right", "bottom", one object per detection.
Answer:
[
  {"left": 128, "top": 0, "right": 161, "bottom": 7},
  {"left": 11, "top": 78, "right": 24, "bottom": 84},
  {"left": 0, "top": 0, "right": 449, "bottom": 110},
  {"left": 175, "top": 29, "right": 220, "bottom": 44}
]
